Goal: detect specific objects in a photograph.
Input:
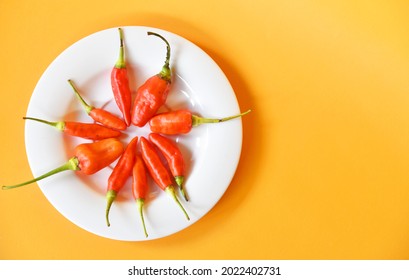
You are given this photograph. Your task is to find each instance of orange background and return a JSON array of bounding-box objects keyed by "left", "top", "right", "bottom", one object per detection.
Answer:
[{"left": 1, "top": 0, "right": 409, "bottom": 259}]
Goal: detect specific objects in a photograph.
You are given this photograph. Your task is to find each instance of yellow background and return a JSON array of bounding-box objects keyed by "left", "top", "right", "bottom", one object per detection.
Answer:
[{"left": 1, "top": 0, "right": 409, "bottom": 259}]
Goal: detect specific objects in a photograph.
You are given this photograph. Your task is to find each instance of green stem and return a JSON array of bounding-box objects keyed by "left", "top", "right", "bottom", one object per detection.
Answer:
[
  {"left": 136, "top": 198, "right": 148, "bottom": 237},
  {"left": 192, "top": 109, "right": 252, "bottom": 127},
  {"left": 115, "top": 28, "right": 126, "bottom": 69},
  {"left": 165, "top": 186, "right": 190, "bottom": 220},
  {"left": 147, "top": 31, "right": 171, "bottom": 82},
  {"left": 175, "top": 175, "right": 188, "bottom": 202},
  {"left": 105, "top": 189, "right": 117, "bottom": 227},
  {"left": 68, "top": 79, "right": 93, "bottom": 114},
  {"left": 23, "top": 117, "right": 65, "bottom": 131},
  {"left": 2, "top": 157, "right": 80, "bottom": 190}
]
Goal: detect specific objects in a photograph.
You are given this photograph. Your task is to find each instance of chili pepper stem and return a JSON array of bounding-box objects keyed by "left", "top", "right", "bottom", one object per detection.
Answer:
[
  {"left": 2, "top": 157, "right": 80, "bottom": 190},
  {"left": 136, "top": 198, "right": 148, "bottom": 237},
  {"left": 105, "top": 189, "right": 117, "bottom": 227},
  {"left": 23, "top": 117, "right": 65, "bottom": 131},
  {"left": 115, "top": 28, "right": 126, "bottom": 69},
  {"left": 192, "top": 109, "right": 252, "bottom": 127},
  {"left": 68, "top": 79, "right": 93, "bottom": 114},
  {"left": 165, "top": 186, "right": 190, "bottom": 220},
  {"left": 147, "top": 31, "right": 171, "bottom": 82},
  {"left": 174, "top": 175, "right": 188, "bottom": 201}
]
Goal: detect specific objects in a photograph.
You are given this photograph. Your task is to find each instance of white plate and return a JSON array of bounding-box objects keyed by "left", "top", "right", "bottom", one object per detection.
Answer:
[{"left": 25, "top": 26, "right": 243, "bottom": 241}]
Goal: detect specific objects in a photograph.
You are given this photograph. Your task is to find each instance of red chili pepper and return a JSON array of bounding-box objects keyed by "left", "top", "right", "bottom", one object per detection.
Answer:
[
  {"left": 149, "top": 133, "right": 188, "bottom": 201},
  {"left": 68, "top": 79, "right": 126, "bottom": 130},
  {"left": 131, "top": 32, "right": 172, "bottom": 127},
  {"left": 140, "top": 137, "right": 189, "bottom": 220},
  {"left": 105, "top": 136, "right": 138, "bottom": 227},
  {"left": 149, "top": 109, "right": 252, "bottom": 135},
  {"left": 23, "top": 117, "right": 122, "bottom": 140},
  {"left": 132, "top": 154, "right": 149, "bottom": 237},
  {"left": 111, "top": 27, "right": 132, "bottom": 126},
  {"left": 2, "top": 138, "right": 124, "bottom": 190}
]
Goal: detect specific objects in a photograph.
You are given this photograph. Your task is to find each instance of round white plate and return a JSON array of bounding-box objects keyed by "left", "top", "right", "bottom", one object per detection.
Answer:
[{"left": 25, "top": 26, "right": 243, "bottom": 241}]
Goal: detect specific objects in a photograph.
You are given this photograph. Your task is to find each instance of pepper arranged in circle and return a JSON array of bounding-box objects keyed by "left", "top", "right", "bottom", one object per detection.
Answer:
[
  {"left": 149, "top": 133, "right": 188, "bottom": 201},
  {"left": 105, "top": 136, "right": 138, "bottom": 227},
  {"left": 131, "top": 32, "right": 172, "bottom": 127},
  {"left": 23, "top": 116, "right": 122, "bottom": 140},
  {"left": 111, "top": 27, "right": 132, "bottom": 126},
  {"left": 2, "top": 138, "right": 124, "bottom": 190},
  {"left": 132, "top": 154, "right": 149, "bottom": 237},
  {"left": 149, "top": 109, "right": 252, "bottom": 135},
  {"left": 140, "top": 137, "right": 190, "bottom": 221},
  {"left": 68, "top": 79, "right": 127, "bottom": 131}
]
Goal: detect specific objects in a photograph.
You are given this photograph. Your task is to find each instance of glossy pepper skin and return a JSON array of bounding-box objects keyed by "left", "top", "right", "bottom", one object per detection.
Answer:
[
  {"left": 105, "top": 136, "right": 138, "bottom": 227},
  {"left": 23, "top": 117, "right": 122, "bottom": 140},
  {"left": 68, "top": 79, "right": 126, "bottom": 130},
  {"left": 149, "top": 109, "right": 252, "bottom": 135},
  {"left": 131, "top": 32, "right": 172, "bottom": 127},
  {"left": 140, "top": 137, "right": 189, "bottom": 220},
  {"left": 149, "top": 133, "right": 188, "bottom": 201},
  {"left": 2, "top": 138, "right": 124, "bottom": 190},
  {"left": 149, "top": 109, "right": 192, "bottom": 134},
  {"left": 74, "top": 138, "right": 125, "bottom": 175},
  {"left": 132, "top": 154, "right": 149, "bottom": 237},
  {"left": 111, "top": 28, "right": 132, "bottom": 126},
  {"left": 88, "top": 109, "right": 127, "bottom": 131}
]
